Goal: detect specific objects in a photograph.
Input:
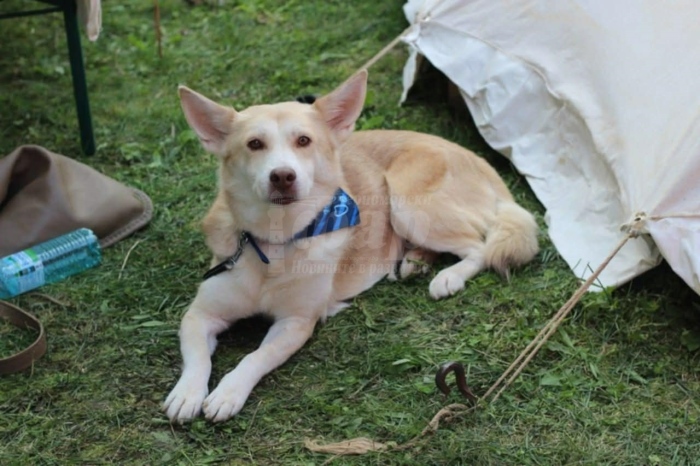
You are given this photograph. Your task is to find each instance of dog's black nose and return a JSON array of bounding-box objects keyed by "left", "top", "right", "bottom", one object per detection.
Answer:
[{"left": 269, "top": 168, "right": 297, "bottom": 190}]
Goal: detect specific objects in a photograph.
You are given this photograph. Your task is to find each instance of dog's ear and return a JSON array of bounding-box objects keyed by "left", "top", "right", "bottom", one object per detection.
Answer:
[
  {"left": 178, "top": 85, "right": 236, "bottom": 156},
  {"left": 314, "top": 70, "right": 367, "bottom": 141}
]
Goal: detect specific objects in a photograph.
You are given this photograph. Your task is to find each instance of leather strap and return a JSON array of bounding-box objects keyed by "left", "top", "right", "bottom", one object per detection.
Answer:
[{"left": 0, "top": 301, "right": 47, "bottom": 374}]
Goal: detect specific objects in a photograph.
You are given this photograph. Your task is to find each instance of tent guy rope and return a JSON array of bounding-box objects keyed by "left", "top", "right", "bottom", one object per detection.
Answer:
[
  {"left": 351, "top": 0, "right": 446, "bottom": 75},
  {"left": 485, "top": 232, "right": 632, "bottom": 403},
  {"left": 355, "top": 27, "right": 413, "bottom": 73}
]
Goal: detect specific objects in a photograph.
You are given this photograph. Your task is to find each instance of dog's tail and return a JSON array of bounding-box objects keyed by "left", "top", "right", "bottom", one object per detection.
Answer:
[{"left": 484, "top": 201, "right": 539, "bottom": 276}]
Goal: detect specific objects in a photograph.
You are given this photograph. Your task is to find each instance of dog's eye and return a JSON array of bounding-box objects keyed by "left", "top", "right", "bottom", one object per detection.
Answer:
[
  {"left": 297, "top": 135, "right": 311, "bottom": 147},
  {"left": 247, "top": 139, "right": 264, "bottom": 151}
]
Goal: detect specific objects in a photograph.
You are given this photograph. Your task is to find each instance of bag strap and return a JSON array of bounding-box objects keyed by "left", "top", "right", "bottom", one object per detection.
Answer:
[{"left": 0, "top": 301, "right": 47, "bottom": 374}]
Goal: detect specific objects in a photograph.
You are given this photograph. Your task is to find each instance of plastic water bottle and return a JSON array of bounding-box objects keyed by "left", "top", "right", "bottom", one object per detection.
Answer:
[{"left": 0, "top": 228, "right": 101, "bottom": 299}]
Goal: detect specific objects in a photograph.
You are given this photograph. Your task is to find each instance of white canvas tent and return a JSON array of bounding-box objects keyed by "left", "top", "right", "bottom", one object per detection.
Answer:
[{"left": 400, "top": 0, "right": 700, "bottom": 294}]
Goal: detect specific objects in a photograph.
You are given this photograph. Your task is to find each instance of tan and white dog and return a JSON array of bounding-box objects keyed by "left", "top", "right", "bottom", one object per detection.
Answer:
[{"left": 163, "top": 70, "right": 539, "bottom": 423}]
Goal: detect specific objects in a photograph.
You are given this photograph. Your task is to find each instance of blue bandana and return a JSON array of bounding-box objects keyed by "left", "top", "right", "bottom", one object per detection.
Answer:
[
  {"left": 292, "top": 188, "right": 360, "bottom": 240},
  {"left": 203, "top": 188, "right": 360, "bottom": 279}
]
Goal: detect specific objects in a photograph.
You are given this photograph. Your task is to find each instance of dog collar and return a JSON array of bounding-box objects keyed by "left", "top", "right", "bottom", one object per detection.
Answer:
[
  {"left": 203, "top": 188, "right": 360, "bottom": 279},
  {"left": 202, "top": 231, "right": 269, "bottom": 280}
]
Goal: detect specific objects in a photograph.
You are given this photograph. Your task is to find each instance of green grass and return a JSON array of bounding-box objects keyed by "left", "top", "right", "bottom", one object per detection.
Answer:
[{"left": 1, "top": 0, "right": 699, "bottom": 464}]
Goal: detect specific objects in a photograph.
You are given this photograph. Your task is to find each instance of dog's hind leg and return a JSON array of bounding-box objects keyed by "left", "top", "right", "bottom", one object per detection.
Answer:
[
  {"left": 202, "top": 315, "right": 316, "bottom": 422},
  {"left": 390, "top": 198, "right": 488, "bottom": 299},
  {"left": 428, "top": 243, "right": 486, "bottom": 299},
  {"left": 385, "top": 146, "right": 498, "bottom": 299}
]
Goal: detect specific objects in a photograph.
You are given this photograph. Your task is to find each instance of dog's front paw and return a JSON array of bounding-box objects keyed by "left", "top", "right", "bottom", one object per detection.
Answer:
[
  {"left": 429, "top": 269, "right": 465, "bottom": 299},
  {"left": 202, "top": 380, "right": 252, "bottom": 422},
  {"left": 163, "top": 378, "right": 209, "bottom": 424}
]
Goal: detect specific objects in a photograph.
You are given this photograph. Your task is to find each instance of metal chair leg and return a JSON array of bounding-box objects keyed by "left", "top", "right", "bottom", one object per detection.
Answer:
[{"left": 62, "top": 1, "right": 95, "bottom": 155}]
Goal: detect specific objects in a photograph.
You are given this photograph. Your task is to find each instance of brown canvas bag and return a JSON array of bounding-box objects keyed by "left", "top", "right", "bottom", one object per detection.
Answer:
[{"left": 0, "top": 145, "right": 153, "bottom": 374}]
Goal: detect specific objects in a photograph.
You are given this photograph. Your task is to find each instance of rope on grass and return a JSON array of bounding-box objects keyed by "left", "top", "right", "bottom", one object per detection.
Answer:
[{"left": 304, "top": 403, "right": 472, "bottom": 459}]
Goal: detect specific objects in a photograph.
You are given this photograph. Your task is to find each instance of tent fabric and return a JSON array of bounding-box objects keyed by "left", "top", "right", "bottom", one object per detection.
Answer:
[{"left": 400, "top": 0, "right": 700, "bottom": 293}]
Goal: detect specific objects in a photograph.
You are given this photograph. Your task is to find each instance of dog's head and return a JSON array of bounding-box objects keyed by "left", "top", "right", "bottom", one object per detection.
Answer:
[{"left": 178, "top": 71, "right": 367, "bottom": 215}]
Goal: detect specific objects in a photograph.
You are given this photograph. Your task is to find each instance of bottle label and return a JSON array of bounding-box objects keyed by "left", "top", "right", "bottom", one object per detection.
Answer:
[{"left": 0, "top": 249, "right": 45, "bottom": 293}]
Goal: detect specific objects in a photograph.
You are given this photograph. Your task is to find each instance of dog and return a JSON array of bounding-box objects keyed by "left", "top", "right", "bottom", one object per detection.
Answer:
[{"left": 163, "top": 70, "right": 539, "bottom": 423}]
